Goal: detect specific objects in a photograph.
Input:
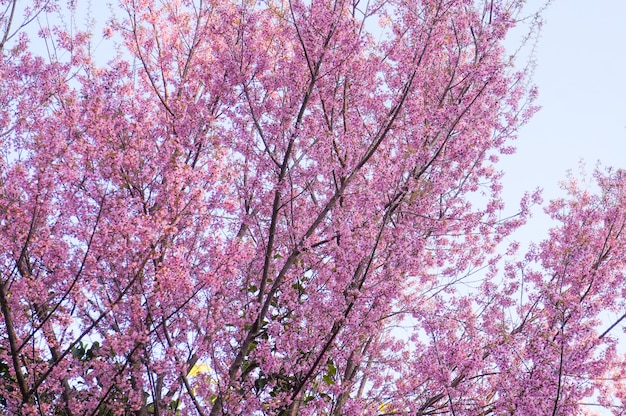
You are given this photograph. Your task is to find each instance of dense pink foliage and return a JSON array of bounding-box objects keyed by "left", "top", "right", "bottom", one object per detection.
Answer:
[{"left": 1, "top": 0, "right": 625, "bottom": 415}]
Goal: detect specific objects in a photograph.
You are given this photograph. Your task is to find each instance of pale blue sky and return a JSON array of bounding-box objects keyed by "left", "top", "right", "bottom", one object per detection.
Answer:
[{"left": 501, "top": 0, "right": 626, "bottom": 244}]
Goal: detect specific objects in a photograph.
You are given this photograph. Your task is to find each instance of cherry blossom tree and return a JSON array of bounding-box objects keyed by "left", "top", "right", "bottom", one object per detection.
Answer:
[{"left": 1, "top": 0, "right": 625, "bottom": 415}]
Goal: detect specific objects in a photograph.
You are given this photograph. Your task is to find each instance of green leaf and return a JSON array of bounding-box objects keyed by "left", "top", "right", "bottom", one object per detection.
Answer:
[
  {"left": 167, "top": 398, "right": 180, "bottom": 411},
  {"left": 327, "top": 361, "right": 337, "bottom": 377},
  {"left": 291, "top": 281, "right": 306, "bottom": 294}
]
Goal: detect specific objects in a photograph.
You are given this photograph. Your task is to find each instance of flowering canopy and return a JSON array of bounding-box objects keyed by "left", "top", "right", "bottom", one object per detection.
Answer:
[{"left": 1, "top": 0, "right": 625, "bottom": 415}]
